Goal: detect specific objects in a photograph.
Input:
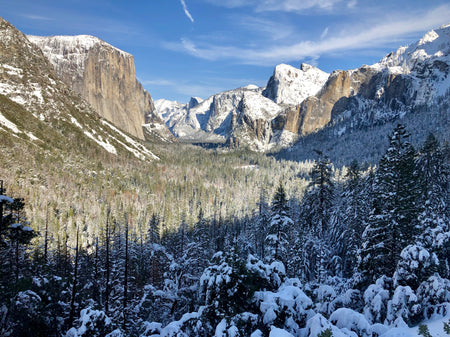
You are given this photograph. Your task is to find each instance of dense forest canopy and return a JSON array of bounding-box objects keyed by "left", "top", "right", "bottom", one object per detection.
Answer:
[{"left": 0, "top": 124, "right": 449, "bottom": 336}]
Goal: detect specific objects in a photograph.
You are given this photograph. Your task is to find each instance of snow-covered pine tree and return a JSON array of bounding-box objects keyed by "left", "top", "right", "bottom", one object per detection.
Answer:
[
  {"left": 297, "top": 152, "right": 334, "bottom": 282},
  {"left": 252, "top": 187, "right": 270, "bottom": 259},
  {"left": 358, "top": 124, "right": 421, "bottom": 285},
  {"left": 339, "top": 160, "right": 368, "bottom": 278},
  {"left": 265, "top": 182, "right": 293, "bottom": 266},
  {"left": 304, "top": 152, "right": 334, "bottom": 235},
  {"left": 416, "top": 133, "right": 449, "bottom": 278}
]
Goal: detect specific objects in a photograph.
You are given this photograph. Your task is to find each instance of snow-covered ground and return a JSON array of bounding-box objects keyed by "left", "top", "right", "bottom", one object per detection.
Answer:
[{"left": 381, "top": 315, "right": 450, "bottom": 337}]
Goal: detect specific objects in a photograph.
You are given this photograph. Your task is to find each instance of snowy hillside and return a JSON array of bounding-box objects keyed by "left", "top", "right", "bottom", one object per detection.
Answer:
[
  {"left": 373, "top": 23, "right": 450, "bottom": 101},
  {"left": 378, "top": 24, "right": 450, "bottom": 73}
]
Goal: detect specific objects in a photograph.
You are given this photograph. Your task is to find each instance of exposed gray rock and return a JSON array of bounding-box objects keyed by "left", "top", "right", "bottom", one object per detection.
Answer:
[{"left": 28, "top": 34, "right": 172, "bottom": 141}]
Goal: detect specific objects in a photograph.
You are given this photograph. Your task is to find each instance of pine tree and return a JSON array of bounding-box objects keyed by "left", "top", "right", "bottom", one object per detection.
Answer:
[
  {"left": 192, "top": 208, "right": 213, "bottom": 276},
  {"left": 416, "top": 133, "right": 449, "bottom": 277},
  {"left": 358, "top": 124, "right": 421, "bottom": 284},
  {"left": 147, "top": 213, "right": 160, "bottom": 244},
  {"left": 297, "top": 152, "right": 334, "bottom": 281},
  {"left": 68, "top": 225, "right": 80, "bottom": 328},
  {"left": 252, "top": 188, "right": 270, "bottom": 259},
  {"left": 358, "top": 200, "right": 391, "bottom": 286},
  {"left": 302, "top": 152, "right": 334, "bottom": 235},
  {"left": 340, "top": 160, "right": 368, "bottom": 278},
  {"left": 265, "top": 182, "right": 293, "bottom": 265}
]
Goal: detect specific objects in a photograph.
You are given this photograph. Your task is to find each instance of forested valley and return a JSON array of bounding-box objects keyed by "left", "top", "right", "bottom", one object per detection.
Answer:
[{"left": 0, "top": 124, "right": 449, "bottom": 336}]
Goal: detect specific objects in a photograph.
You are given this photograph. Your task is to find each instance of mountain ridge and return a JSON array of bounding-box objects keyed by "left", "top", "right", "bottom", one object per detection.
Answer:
[{"left": 155, "top": 24, "right": 450, "bottom": 152}]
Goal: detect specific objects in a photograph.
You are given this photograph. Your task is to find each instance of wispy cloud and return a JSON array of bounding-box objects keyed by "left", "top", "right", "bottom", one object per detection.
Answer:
[
  {"left": 347, "top": 0, "right": 357, "bottom": 8},
  {"left": 237, "top": 16, "right": 294, "bottom": 41},
  {"left": 320, "top": 27, "right": 329, "bottom": 40},
  {"left": 180, "top": 0, "right": 194, "bottom": 23},
  {"left": 22, "top": 14, "right": 54, "bottom": 21},
  {"left": 205, "top": 0, "right": 350, "bottom": 12},
  {"left": 140, "top": 79, "right": 177, "bottom": 86},
  {"left": 255, "top": 0, "right": 344, "bottom": 12},
  {"left": 165, "top": 5, "right": 450, "bottom": 65}
]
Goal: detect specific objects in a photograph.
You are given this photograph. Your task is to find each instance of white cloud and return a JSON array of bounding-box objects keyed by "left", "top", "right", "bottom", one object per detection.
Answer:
[
  {"left": 256, "top": 0, "right": 343, "bottom": 12},
  {"left": 165, "top": 5, "right": 450, "bottom": 65},
  {"left": 180, "top": 0, "right": 195, "bottom": 23},
  {"left": 347, "top": 0, "right": 357, "bottom": 8},
  {"left": 320, "top": 27, "right": 329, "bottom": 40},
  {"left": 203, "top": 0, "right": 253, "bottom": 8},
  {"left": 140, "top": 79, "right": 177, "bottom": 86},
  {"left": 237, "top": 16, "right": 295, "bottom": 41}
]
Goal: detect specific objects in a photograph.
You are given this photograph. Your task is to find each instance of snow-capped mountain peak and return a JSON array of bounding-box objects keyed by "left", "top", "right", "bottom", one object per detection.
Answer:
[
  {"left": 155, "top": 24, "right": 449, "bottom": 152},
  {"left": 262, "top": 63, "right": 329, "bottom": 106},
  {"left": 377, "top": 24, "right": 450, "bottom": 72}
]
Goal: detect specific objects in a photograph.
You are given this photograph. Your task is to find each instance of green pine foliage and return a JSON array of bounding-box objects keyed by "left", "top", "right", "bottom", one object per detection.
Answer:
[
  {"left": 318, "top": 328, "right": 333, "bottom": 337},
  {"left": 444, "top": 319, "right": 450, "bottom": 334},
  {"left": 418, "top": 324, "right": 433, "bottom": 337}
]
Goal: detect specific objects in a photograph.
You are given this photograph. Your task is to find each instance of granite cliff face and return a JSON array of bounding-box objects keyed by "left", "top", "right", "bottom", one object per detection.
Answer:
[
  {"left": 292, "top": 67, "right": 377, "bottom": 135},
  {"left": 28, "top": 35, "right": 171, "bottom": 141},
  {"left": 0, "top": 18, "right": 159, "bottom": 160},
  {"left": 298, "top": 24, "right": 450, "bottom": 134}
]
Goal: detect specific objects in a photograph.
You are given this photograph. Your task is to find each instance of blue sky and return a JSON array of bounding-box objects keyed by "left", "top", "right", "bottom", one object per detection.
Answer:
[{"left": 2, "top": 0, "right": 450, "bottom": 102}]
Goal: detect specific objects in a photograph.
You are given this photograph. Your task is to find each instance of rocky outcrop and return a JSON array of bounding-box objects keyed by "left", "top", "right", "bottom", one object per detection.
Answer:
[
  {"left": 28, "top": 35, "right": 170, "bottom": 141},
  {"left": 294, "top": 66, "right": 378, "bottom": 135}
]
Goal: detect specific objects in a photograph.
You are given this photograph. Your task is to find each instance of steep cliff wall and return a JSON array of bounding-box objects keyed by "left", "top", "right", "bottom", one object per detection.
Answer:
[{"left": 28, "top": 35, "right": 165, "bottom": 140}]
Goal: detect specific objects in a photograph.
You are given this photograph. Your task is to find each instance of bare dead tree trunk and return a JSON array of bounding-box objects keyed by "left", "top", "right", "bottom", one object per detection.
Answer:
[
  {"left": 123, "top": 214, "right": 129, "bottom": 331},
  {"left": 0, "top": 180, "right": 4, "bottom": 229},
  {"left": 68, "top": 225, "right": 79, "bottom": 328},
  {"left": 105, "top": 208, "right": 111, "bottom": 315},
  {"left": 44, "top": 204, "right": 49, "bottom": 264}
]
